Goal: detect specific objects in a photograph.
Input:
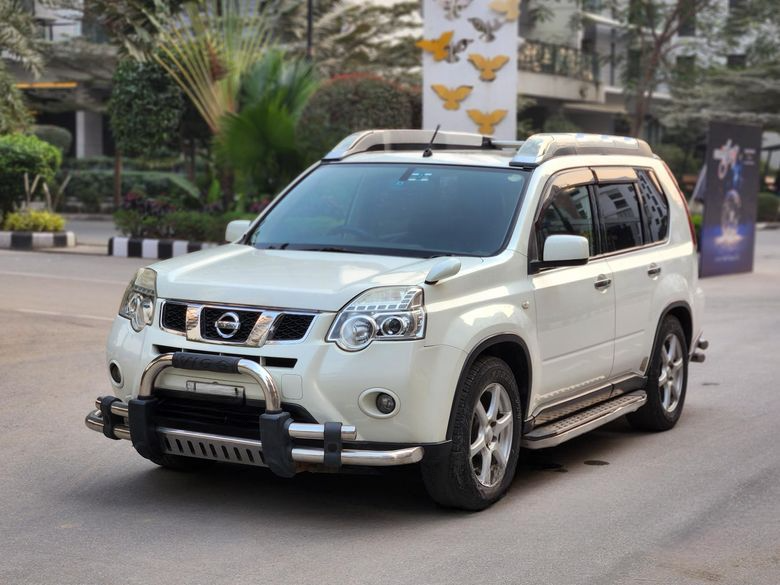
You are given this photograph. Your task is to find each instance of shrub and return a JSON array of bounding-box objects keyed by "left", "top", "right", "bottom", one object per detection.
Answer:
[
  {"left": 3, "top": 210, "right": 66, "bottom": 232},
  {"left": 61, "top": 170, "right": 200, "bottom": 212},
  {"left": 542, "top": 113, "right": 582, "bottom": 133},
  {"left": 114, "top": 207, "right": 255, "bottom": 242},
  {"left": 32, "top": 125, "right": 73, "bottom": 155},
  {"left": 690, "top": 213, "right": 702, "bottom": 246},
  {"left": 297, "top": 74, "right": 414, "bottom": 161},
  {"left": 0, "top": 134, "right": 62, "bottom": 217},
  {"left": 757, "top": 192, "right": 779, "bottom": 222},
  {"left": 113, "top": 193, "right": 255, "bottom": 242}
]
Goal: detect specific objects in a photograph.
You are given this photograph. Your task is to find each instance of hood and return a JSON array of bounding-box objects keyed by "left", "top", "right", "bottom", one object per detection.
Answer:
[{"left": 151, "top": 244, "right": 483, "bottom": 311}]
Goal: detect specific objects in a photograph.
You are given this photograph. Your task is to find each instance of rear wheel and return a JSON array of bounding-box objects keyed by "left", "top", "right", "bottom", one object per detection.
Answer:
[
  {"left": 422, "top": 356, "right": 522, "bottom": 510},
  {"left": 627, "top": 316, "right": 689, "bottom": 431}
]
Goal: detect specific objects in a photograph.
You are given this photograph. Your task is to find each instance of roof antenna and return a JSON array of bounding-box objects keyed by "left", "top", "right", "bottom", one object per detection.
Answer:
[{"left": 422, "top": 124, "right": 441, "bottom": 158}]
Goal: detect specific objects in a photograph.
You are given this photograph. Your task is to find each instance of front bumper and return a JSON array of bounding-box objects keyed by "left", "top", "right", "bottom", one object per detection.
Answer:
[{"left": 85, "top": 352, "right": 424, "bottom": 475}]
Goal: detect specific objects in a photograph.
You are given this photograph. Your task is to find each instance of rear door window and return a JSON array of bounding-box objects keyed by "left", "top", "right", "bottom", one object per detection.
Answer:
[
  {"left": 595, "top": 183, "right": 643, "bottom": 252},
  {"left": 636, "top": 169, "right": 669, "bottom": 243}
]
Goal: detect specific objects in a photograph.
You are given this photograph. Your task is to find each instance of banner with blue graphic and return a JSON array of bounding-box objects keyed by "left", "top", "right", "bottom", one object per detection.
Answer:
[{"left": 699, "top": 122, "right": 762, "bottom": 277}]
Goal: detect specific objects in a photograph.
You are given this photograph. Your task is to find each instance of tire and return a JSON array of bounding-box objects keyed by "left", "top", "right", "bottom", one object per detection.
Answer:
[
  {"left": 627, "top": 316, "right": 689, "bottom": 431},
  {"left": 421, "top": 356, "right": 523, "bottom": 510}
]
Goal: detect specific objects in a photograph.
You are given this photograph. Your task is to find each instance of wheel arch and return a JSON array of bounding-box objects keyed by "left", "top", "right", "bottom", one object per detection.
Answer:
[
  {"left": 445, "top": 334, "right": 532, "bottom": 439},
  {"left": 648, "top": 301, "right": 693, "bottom": 373}
]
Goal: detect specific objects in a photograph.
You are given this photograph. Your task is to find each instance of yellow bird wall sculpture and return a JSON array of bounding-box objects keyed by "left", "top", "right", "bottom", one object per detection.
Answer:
[
  {"left": 467, "top": 54, "right": 510, "bottom": 81},
  {"left": 489, "top": 0, "right": 520, "bottom": 22},
  {"left": 431, "top": 84, "right": 473, "bottom": 110},
  {"left": 467, "top": 109, "right": 508, "bottom": 135},
  {"left": 416, "top": 31, "right": 454, "bottom": 62}
]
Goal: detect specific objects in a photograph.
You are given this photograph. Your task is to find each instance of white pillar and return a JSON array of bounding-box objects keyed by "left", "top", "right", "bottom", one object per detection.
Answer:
[{"left": 75, "top": 110, "right": 104, "bottom": 158}]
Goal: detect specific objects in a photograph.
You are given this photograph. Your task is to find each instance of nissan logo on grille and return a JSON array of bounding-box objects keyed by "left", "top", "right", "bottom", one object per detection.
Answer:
[{"left": 214, "top": 311, "right": 241, "bottom": 338}]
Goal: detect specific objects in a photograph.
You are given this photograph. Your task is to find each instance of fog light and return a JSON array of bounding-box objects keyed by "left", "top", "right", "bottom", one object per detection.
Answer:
[
  {"left": 375, "top": 393, "right": 396, "bottom": 414},
  {"left": 109, "top": 361, "right": 122, "bottom": 385}
]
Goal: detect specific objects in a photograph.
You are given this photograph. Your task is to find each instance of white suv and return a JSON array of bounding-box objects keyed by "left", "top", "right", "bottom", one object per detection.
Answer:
[{"left": 86, "top": 131, "right": 706, "bottom": 510}]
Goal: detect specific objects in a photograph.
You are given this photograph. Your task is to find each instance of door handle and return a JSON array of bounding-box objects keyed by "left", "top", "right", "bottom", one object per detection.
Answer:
[
  {"left": 647, "top": 263, "right": 662, "bottom": 277},
  {"left": 594, "top": 275, "right": 612, "bottom": 290}
]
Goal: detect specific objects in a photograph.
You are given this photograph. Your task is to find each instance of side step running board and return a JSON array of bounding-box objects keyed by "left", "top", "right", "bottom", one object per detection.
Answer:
[{"left": 523, "top": 390, "right": 647, "bottom": 449}]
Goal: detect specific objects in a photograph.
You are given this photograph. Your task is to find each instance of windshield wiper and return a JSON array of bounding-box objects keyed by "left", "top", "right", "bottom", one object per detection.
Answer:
[{"left": 298, "top": 246, "right": 366, "bottom": 254}]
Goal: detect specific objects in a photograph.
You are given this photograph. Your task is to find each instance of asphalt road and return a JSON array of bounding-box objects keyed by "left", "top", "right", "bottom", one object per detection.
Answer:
[{"left": 1, "top": 233, "right": 778, "bottom": 585}]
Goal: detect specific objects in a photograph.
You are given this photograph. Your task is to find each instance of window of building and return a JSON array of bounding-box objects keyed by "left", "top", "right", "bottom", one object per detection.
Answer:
[
  {"left": 678, "top": 7, "right": 696, "bottom": 37},
  {"left": 676, "top": 55, "right": 696, "bottom": 78},
  {"left": 537, "top": 185, "right": 596, "bottom": 257},
  {"left": 728, "top": 0, "right": 746, "bottom": 12},
  {"left": 727, "top": 54, "right": 747, "bottom": 68},
  {"left": 626, "top": 49, "right": 641, "bottom": 82},
  {"left": 636, "top": 170, "right": 669, "bottom": 243},
  {"left": 596, "top": 183, "right": 643, "bottom": 252}
]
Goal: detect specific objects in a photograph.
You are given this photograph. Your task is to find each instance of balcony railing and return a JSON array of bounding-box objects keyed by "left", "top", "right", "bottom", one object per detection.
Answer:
[{"left": 518, "top": 40, "right": 600, "bottom": 83}]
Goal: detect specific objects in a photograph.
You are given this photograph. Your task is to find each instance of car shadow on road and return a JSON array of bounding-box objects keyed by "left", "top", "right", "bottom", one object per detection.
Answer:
[{"left": 75, "top": 417, "right": 648, "bottom": 521}]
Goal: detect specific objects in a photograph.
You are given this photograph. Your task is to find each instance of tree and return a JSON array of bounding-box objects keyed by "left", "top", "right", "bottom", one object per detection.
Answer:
[
  {"left": 662, "top": 62, "right": 780, "bottom": 133},
  {"left": 83, "top": 0, "right": 185, "bottom": 59},
  {"left": 271, "top": 0, "right": 420, "bottom": 79},
  {"left": 605, "top": 0, "right": 718, "bottom": 137},
  {"left": 218, "top": 48, "right": 317, "bottom": 199},
  {"left": 297, "top": 74, "right": 415, "bottom": 160},
  {"left": 0, "top": 0, "right": 45, "bottom": 132},
  {"left": 150, "top": 0, "right": 273, "bottom": 135},
  {"left": 661, "top": 0, "right": 780, "bottom": 133},
  {"left": 108, "top": 59, "right": 185, "bottom": 157}
]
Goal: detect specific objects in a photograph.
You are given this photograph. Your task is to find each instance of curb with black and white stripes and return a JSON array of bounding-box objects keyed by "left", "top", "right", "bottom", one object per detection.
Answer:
[
  {"left": 108, "top": 237, "right": 218, "bottom": 259},
  {"left": 0, "top": 231, "right": 76, "bottom": 250}
]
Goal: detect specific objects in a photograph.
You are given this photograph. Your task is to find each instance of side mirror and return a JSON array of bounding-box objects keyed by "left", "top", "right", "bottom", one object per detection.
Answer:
[
  {"left": 530, "top": 234, "right": 589, "bottom": 272},
  {"left": 225, "top": 219, "right": 251, "bottom": 243}
]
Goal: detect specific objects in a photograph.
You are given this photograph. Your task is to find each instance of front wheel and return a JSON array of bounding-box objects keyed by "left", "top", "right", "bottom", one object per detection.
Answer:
[
  {"left": 421, "top": 356, "right": 522, "bottom": 510},
  {"left": 627, "top": 316, "right": 689, "bottom": 431}
]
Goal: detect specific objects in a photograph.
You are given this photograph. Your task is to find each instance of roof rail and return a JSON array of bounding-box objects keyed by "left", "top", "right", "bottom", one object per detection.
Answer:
[
  {"left": 322, "top": 129, "right": 494, "bottom": 161},
  {"left": 509, "top": 133, "right": 654, "bottom": 168}
]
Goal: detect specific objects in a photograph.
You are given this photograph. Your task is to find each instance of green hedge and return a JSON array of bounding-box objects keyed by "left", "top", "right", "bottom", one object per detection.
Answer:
[
  {"left": 62, "top": 169, "right": 200, "bottom": 212},
  {"left": 114, "top": 209, "right": 254, "bottom": 242},
  {"left": 0, "top": 134, "right": 62, "bottom": 217},
  {"left": 32, "top": 125, "right": 73, "bottom": 155},
  {"left": 297, "top": 74, "right": 415, "bottom": 161},
  {"left": 757, "top": 192, "right": 779, "bottom": 222}
]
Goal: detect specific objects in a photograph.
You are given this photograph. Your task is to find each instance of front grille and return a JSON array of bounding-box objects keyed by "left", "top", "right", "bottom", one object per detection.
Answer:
[
  {"left": 154, "top": 392, "right": 317, "bottom": 439},
  {"left": 200, "top": 307, "right": 260, "bottom": 343},
  {"left": 160, "top": 301, "right": 315, "bottom": 345},
  {"left": 271, "top": 314, "right": 315, "bottom": 341},
  {"left": 161, "top": 302, "right": 187, "bottom": 332}
]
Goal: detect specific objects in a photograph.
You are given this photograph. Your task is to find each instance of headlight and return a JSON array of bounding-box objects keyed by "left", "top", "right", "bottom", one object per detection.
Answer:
[
  {"left": 327, "top": 286, "right": 425, "bottom": 351},
  {"left": 118, "top": 268, "right": 157, "bottom": 332}
]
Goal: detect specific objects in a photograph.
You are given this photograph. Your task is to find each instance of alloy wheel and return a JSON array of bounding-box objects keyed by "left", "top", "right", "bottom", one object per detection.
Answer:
[
  {"left": 470, "top": 382, "right": 514, "bottom": 487},
  {"left": 658, "top": 333, "right": 685, "bottom": 413}
]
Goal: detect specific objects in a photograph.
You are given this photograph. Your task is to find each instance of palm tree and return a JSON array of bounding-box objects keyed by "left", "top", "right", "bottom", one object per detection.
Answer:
[
  {"left": 218, "top": 48, "right": 317, "bottom": 200},
  {"left": 273, "top": 0, "right": 420, "bottom": 79},
  {"left": 0, "top": 0, "right": 45, "bottom": 132},
  {"left": 0, "top": 0, "right": 44, "bottom": 76}
]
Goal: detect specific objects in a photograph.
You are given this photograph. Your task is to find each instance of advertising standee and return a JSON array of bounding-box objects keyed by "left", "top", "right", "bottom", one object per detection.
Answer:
[{"left": 699, "top": 122, "right": 762, "bottom": 277}]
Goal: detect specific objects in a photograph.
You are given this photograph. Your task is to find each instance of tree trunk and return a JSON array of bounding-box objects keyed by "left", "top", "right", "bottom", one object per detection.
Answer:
[
  {"left": 220, "top": 168, "right": 233, "bottom": 211},
  {"left": 186, "top": 140, "right": 196, "bottom": 183},
  {"left": 114, "top": 151, "right": 123, "bottom": 209}
]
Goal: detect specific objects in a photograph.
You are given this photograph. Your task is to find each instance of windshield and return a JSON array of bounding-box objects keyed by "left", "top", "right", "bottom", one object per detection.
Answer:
[{"left": 247, "top": 163, "right": 529, "bottom": 258}]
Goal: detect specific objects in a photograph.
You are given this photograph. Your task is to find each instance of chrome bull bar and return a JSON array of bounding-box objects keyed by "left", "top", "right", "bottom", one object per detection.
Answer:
[{"left": 85, "top": 352, "right": 423, "bottom": 474}]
